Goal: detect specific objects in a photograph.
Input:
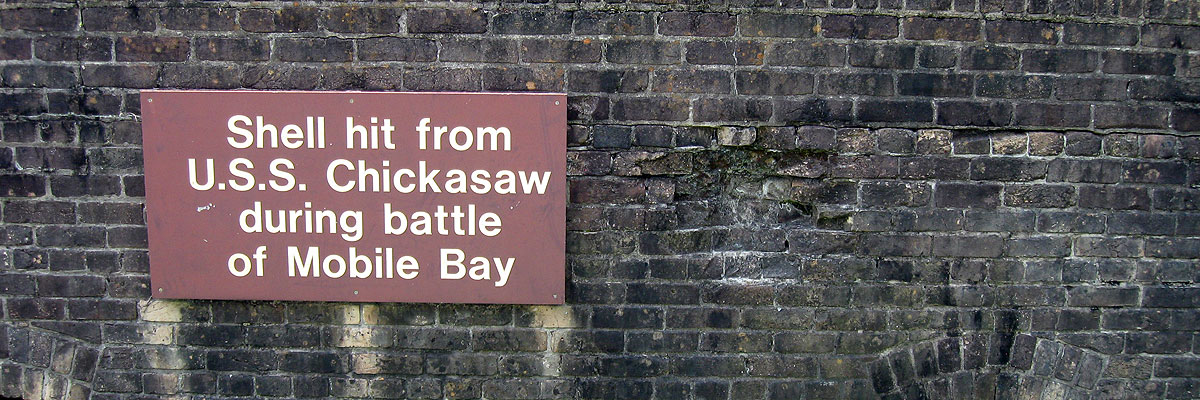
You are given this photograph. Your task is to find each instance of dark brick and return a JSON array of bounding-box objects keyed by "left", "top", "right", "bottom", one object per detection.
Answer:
[
  {"left": 936, "top": 183, "right": 1001, "bottom": 209},
  {"left": 977, "top": 74, "right": 1050, "bottom": 99},
  {"left": 905, "top": 17, "right": 980, "bottom": 41},
  {"left": 970, "top": 158, "right": 1046, "bottom": 181},
  {"left": 898, "top": 73, "right": 972, "bottom": 97},
  {"left": 1079, "top": 186, "right": 1150, "bottom": 210},
  {"left": 685, "top": 41, "right": 764, "bottom": 65},
  {"left": 574, "top": 12, "right": 654, "bottom": 35},
  {"left": 736, "top": 71, "right": 812, "bottom": 95},
  {"left": 276, "top": 38, "right": 352, "bottom": 62},
  {"left": 439, "top": 38, "right": 517, "bottom": 63},
  {"left": 4, "top": 200, "right": 74, "bottom": 224},
  {"left": 652, "top": 69, "right": 730, "bottom": 94},
  {"left": 693, "top": 98, "right": 771, "bottom": 122},
  {"left": 768, "top": 41, "right": 845, "bottom": 66},
  {"left": 282, "top": 351, "right": 345, "bottom": 374},
  {"left": 324, "top": 6, "right": 398, "bottom": 33},
  {"left": 521, "top": 39, "right": 601, "bottom": 63},
  {"left": 660, "top": 12, "right": 735, "bottom": 37},
  {"left": 356, "top": 38, "right": 436, "bottom": 62},
  {"left": 2, "top": 65, "right": 76, "bottom": 88},
  {"left": 592, "top": 307, "right": 663, "bottom": 329},
  {"left": 208, "top": 349, "right": 277, "bottom": 372},
  {"left": 82, "top": 64, "right": 159, "bottom": 88},
  {"left": 8, "top": 298, "right": 65, "bottom": 319},
  {"left": 239, "top": 7, "right": 318, "bottom": 33},
  {"left": 612, "top": 97, "right": 690, "bottom": 122},
  {"left": 83, "top": 7, "right": 155, "bottom": 31},
  {"left": 160, "top": 64, "right": 240, "bottom": 89},
  {"left": 1143, "top": 24, "right": 1200, "bottom": 49},
  {"left": 820, "top": 72, "right": 893, "bottom": 96},
  {"left": 606, "top": 40, "right": 680, "bottom": 65},
  {"left": 3, "top": 8, "right": 77, "bottom": 32},
  {"left": 1104, "top": 51, "right": 1176, "bottom": 75},
  {"left": 54, "top": 174, "right": 122, "bottom": 198},
  {"left": 0, "top": 38, "right": 30, "bottom": 60},
  {"left": 408, "top": 8, "right": 487, "bottom": 33},
  {"left": 963, "top": 46, "right": 1019, "bottom": 70},
  {"left": 1014, "top": 103, "right": 1091, "bottom": 128},
  {"left": 822, "top": 15, "right": 899, "bottom": 39},
  {"left": 483, "top": 66, "right": 564, "bottom": 92},
  {"left": 160, "top": 7, "right": 236, "bottom": 31},
  {"left": 1005, "top": 184, "right": 1075, "bottom": 208},
  {"left": 856, "top": 100, "right": 933, "bottom": 123},
  {"left": 937, "top": 101, "right": 1012, "bottom": 127},
  {"left": 986, "top": 20, "right": 1058, "bottom": 44},
  {"left": 919, "top": 46, "right": 958, "bottom": 68},
  {"left": 567, "top": 70, "right": 646, "bottom": 94},
  {"left": 34, "top": 37, "right": 110, "bottom": 62},
  {"left": 739, "top": 14, "right": 817, "bottom": 37},
  {"left": 1176, "top": 108, "right": 1200, "bottom": 132},
  {"left": 402, "top": 68, "right": 480, "bottom": 91},
  {"left": 850, "top": 44, "right": 916, "bottom": 69},
  {"left": 1023, "top": 49, "right": 1097, "bottom": 73},
  {"left": 115, "top": 36, "right": 188, "bottom": 62},
  {"left": 1095, "top": 105, "right": 1170, "bottom": 129},
  {"left": 16, "top": 147, "right": 86, "bottom": 171},
  {"left": 1055, "top": 77, "right": 1128, "bottom": 101},
  {"left": 0, "top": 93, "right": 47, "bottom": 115},
  {"left": 1064, "top": 23, "right": 1138, "bottom": 45}
]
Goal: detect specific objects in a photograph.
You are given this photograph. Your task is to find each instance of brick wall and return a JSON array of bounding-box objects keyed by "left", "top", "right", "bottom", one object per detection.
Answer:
[{"left": 2, "top": 1, "right": 1199, "bottom": 399}]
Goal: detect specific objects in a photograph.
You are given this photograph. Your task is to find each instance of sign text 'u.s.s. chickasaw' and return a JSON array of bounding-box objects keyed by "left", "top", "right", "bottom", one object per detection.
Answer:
[{"left": 141, "top": 90, "right": 565, "bottom": 304}]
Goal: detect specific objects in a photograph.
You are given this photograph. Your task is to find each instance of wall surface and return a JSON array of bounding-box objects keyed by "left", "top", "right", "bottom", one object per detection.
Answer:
[{"left": 2, "top": 0, "right": 1200, "bottom": 399}]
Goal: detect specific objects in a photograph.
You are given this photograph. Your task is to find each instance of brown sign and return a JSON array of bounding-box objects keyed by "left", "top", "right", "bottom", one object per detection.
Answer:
[{"left": 141, "top": 90, "right": 565, "bottom": 304}]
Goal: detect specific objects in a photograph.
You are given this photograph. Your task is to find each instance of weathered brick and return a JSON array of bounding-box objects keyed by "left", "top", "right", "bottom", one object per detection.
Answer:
[
  {"left": 1014, "top": 103, "right": 1091, "bottom": 128},
  {"left": 898, "top": 73, "right": 973, "bottom": 97},
  {"left": 574, "top": 12, "right": 654, "bottom": 35},
  {"left": 611, "top": 97, "right": 689, "bottom": 121},
  {"left": 1024, "top": 49, "right": 1097, "bottom": 73},
  {"left": 606, "top": 40, "right": 680, "bottom": 65},
  {"left": 850, "top": 44, "right": 916, "bottom": 69},
  {"left": 685, "top": 41, "right": 764, "bottom": 65},
  {"left": 977, "top": 74, "right": 1051, "bottom": 99},
  {"left": 160, "top": 8, "right": 238, "bottom": 32},
  {"left": 768, "top": 41, "right": 845, "bottom": 66},
  {"left": 116, "top": 37, "right": 188, "bottom": 62},
  {"left": 1142, "top": 24, "right": 1200, "bottom": 49},
  {"left": 521, "top": 39, "right": 601, "bottom": 63},
  {"left": 33, "top": 37, "right": 110, "bottom": 61},
  {"left": 1104, "top": 51, "right": 1176, "bottom": 75},
  {"left": 356, "top": 38, "right": 435, "bottom": 62},
  {"left": 986, "top": 20, "right": 1058, "bottom": 44},
  {"left": 856, "top": 100, "right": 933, "bottom": 123},
  {"left": 919, "top": 45, "right": 958, "bottom": 68},
  {"left": 739, "top": 14, "right": 818, "bottom": 38},
  {"left": 693, "top": 98, "right": 771, "bottom": 122},
  {"left": 1064, "top": 23, "right": 1138, "bottom": 45},
  {"left": 407, "top": 8, "right": 487, "bottom": 34},
  {"left": 3, "top": 8, "right": 78, "bottom": 32},
  {"left": 652, "top": 69, "right": 730, "bottom": 94},
  {"left": 821, "top": 15, "right": 899, "bottom": 39},
  {"left": 963, "top": 46, "right": 1019, "bottom": 70},
  {"left": 820, "top": 72, "right": 893, "bottom": 96},
  {"left": 905, "top": 17, "right": 980, "bottom": 41},
  {"left": 324, "top": 6, "right": 398, "bottom": 33},
  {"left": 660, "top": 12, "right": 735, "bottom": 37}
]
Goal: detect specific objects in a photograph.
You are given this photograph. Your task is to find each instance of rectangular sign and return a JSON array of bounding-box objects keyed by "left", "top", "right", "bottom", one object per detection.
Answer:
[{"left": 141, "top": 90, "right": 566, "bottom": 304}]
